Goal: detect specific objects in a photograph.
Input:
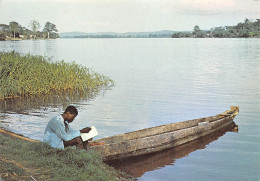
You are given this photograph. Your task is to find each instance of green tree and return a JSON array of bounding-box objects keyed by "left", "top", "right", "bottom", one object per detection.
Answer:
[
  {"left": 43, "top": 22, "right": 58, "bottom": 39},
  {"left": 30, "top": 20, "right": 40, "bottom": 39},
  {"left": 9, "top": 21, "right": 19, "bottom": 38},
  {"left": 225, "top": 26, "right": 237, "bottom": 38},
  {"left": 192, "top": 25, "right": 207, "bottom": 38},
  {"left": 0, "top": 24, "right": 9, "bottom": 38},
  {"left": 193, "top": 25, "right": 201, "bottom": 37},
  {"left": 244, "top": 18, "right": 252, "bottom": 29},
  {"left": 0, "top": 34, "right": 5, "bottom": 40},
  {"left": 173, "top": 18, "right": 260, "bottom": 39},
  {"left": 22, "top": 27, "right": 32, "bottom": 39},
  {"left": 255, "top": 19, "right": 260, "bottom": 28},
  {"left": 212, "top": 27, "right": 226, "bottom": 37}
]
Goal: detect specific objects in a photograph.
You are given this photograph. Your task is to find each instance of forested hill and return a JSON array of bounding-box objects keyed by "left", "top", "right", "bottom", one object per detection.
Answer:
[
  {"left": 172, "top": 18, "right": 260, "bottom": 38},
  {"left": 59, "top": 30, "right": 177, "bottom": 38}
]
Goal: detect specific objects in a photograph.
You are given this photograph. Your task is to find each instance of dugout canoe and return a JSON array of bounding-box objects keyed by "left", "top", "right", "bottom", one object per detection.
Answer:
[
  {"left": 90, "top": 106, "right": 239, "bottom": 161},
  {"left": 109, "top": 121, "right": 238, "bottom": 177}
]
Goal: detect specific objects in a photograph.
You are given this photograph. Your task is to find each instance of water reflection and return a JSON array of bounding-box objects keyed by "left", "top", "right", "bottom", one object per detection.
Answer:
[
  {"left": 1, "top": 39, "right": 259, "bottom": 180},
  {"left": 108, "top": 122, "right": 238, "bottom": 178},
  {"left": 0, "top": 89, "right": 111, "bottom": 140},
  {"left": 43, "top": 39, "right": 58, "bottom": 56},
  {"left": 0, "top": 91, "right": 99, "bottom": 114}
]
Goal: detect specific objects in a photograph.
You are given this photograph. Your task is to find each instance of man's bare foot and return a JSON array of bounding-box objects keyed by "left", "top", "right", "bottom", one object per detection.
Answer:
[{"left": 89, "top": 142, "right": 106, "bottom": 146}]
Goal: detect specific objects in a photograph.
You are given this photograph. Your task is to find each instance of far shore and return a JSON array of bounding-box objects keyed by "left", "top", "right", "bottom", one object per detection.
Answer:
[
  {"left": 2, "top": 37, "right": 260, "bottom": 41},
  {"left": 1, "top": 37, "right": 58, "bottom": 41}
]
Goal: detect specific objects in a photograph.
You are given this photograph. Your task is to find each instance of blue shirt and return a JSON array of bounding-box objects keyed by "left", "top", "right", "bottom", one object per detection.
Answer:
[{"left": 43, "top": 115, "right": 81, "bottom": 149}]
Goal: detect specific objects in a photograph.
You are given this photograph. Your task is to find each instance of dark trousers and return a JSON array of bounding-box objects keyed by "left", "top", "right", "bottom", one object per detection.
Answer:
[{"left": 63, "top": 137, "right": 89, "bottom": 149}]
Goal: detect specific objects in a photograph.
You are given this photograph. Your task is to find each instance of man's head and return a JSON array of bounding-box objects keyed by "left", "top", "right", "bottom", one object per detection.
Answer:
[{"left": 63, "top": 105, "right": 78, "bottom": 123}]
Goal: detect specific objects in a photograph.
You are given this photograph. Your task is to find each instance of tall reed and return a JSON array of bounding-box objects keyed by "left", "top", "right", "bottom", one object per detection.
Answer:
[{"left": 0, "top": 51, "right": 114, "bottom": 99}]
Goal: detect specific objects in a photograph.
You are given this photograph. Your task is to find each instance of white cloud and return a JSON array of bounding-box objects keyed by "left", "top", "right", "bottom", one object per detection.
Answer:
[
  {"left": 76, "top": 21, "right": 113, "bottom": 28},
  {"left": 2, "top": 0, "right": 127, "bottom": 3},
  {"left": 176, "top": 0, "right": 235, "bottom": 15},
  {"left": 1, "top": 0, "right": 260, "bottom": 32}
]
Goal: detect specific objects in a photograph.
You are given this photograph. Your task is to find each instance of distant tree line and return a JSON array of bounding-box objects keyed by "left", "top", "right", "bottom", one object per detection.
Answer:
[
  {"left": 71, "top": 33, "right": 173, "bottom": 39},
  {"left": 0, "top": 20, "right": 59, "bottom": 41},
  {"left": 172, "top": 18, "right": 260, "bottom": 38}
]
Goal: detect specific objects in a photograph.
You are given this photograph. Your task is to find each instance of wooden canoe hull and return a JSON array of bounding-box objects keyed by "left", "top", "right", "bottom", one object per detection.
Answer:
[
  {"left": 90, "top": 106, "right": 239, "bottom": 161},
  {"left": 109, "top": 121, "right": 238, "bottom": 177}
]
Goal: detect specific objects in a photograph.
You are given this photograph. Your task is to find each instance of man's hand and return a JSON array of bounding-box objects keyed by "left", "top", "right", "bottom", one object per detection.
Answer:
[
  {"left": 63, "top": 137, "right": 83, "bottom": 148},
  {"left": 80, "top": 127, "right": 91, "bottom": 133}
]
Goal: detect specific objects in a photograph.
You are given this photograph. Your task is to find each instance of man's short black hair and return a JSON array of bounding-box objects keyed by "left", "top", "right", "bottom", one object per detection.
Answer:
[{"left": 64, "top": 105, "right": 78, "bottom": 116}]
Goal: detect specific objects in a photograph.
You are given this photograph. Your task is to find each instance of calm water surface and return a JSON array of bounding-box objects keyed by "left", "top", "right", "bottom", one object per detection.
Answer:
[{"left": 0, "top": 38, "right": 259, "bottom": 180}]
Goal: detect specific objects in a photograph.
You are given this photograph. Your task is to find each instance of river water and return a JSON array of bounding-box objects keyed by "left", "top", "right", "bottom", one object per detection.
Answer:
[{"left": 0, "top": 38, "right": 259, "bottom": 180}]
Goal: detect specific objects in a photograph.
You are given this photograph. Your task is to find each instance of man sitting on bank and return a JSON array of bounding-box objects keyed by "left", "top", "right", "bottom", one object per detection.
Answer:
[{"left": 43, "top": 105, "right": 91, "bottom": 149}]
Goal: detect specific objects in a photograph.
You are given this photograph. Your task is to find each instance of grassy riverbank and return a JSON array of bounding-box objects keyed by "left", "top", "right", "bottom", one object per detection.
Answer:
[
  {"left": 0, "top": 51, "right": 114, "bottom": 99},
  {"left": 2, "top": 38, "right": 22, "bottom": 41},
  {"left": 0, "top": 132, "right": 129, "bottom": 181}
]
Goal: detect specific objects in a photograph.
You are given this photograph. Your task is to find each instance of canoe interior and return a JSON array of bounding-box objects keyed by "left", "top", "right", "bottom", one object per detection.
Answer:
[{"left": 90, "top": 106, "right": 239, "bottom": 161}]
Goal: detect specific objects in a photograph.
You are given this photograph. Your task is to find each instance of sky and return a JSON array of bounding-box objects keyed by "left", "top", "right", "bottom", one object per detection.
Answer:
[{"left": 0, "top": 0, "right": 259, "bottom": 33}]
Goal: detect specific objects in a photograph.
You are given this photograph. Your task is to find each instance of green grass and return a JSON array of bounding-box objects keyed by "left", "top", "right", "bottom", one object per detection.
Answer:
[
  {"left": 0, "top": 51, "right": 114, "bottom": 99},
  {"left": 0, "top": 133, "right": 129, "bottom": 181}
]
